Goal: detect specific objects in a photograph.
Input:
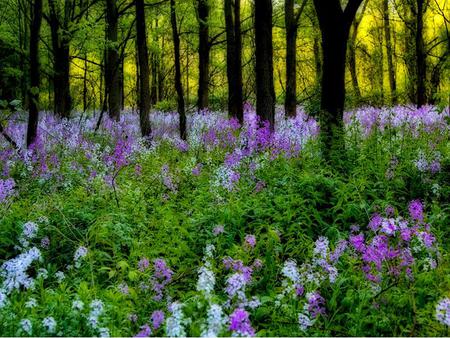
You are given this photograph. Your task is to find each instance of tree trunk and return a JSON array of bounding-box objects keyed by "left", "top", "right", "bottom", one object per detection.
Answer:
[
  {"left": 135, "top": 0, "right": 152, "bottom": 137},
  {"left": 313, "top": 0, "right": 363, "bottom": 159},
  {"left": 224, "top": 0, "right": 243, "bottom": 123},
  {"left": 254, "top": 0, "right": 275, "bottom": 129},
  {"left": 106, "top": 0, "right": 121, "bottom": 120},
  {"left": 416, "top": 0, "right": 426, "bottom": 107},
  {"left": 48, "top": 0, "right": 72, "bottom": 118},
  {"left": 348, "top": 21, "right": 361, "bottom": 101},
  {"left": 170, "top": 0, "right": 186, "bottom": 140},
  {"left": 53, "top": 44, "right": 72, "bottom": 118},
  {"left": 27, "top": 0, "right": 43, "bottom": 147},
  {"left": 312, "top": 25, "right": 322, "bottom": 87},
  {"left": 150, "top": 20, "right": 159, "bottom": 105},
  {"left": 284, "top": 0, "right": 297, "bottom": 117},
  {"left": 383, "top": 0, "right": 397, "bottom": 104},
  {"left": 83, "top": 52, "right": 88, "bottom": 112},
  {"left": 197, "top": 0, "right": 210, "bottom": 110}
]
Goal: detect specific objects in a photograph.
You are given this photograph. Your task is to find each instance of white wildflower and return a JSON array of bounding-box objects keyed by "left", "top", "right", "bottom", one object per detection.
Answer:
[
  {"left": 165, "top": 302, "right": 186, "bottom": 337},
  {"left": 0, "top": 247, "right": 42, "bottom": 294},
  {"left": 42, "top": 316, "right": 57, "bottom": 333},
  {"left": 20, "top": 319, "right": 33, "bottom": 335},
  {"left": 201, "top": 303, "right": 227, "bottom": 337},
  {"left": 25, "top": 297, "right": 37, "bottom": 308},
  {"left": 55, "top": 271, "right": 65, "bottom": 283}
]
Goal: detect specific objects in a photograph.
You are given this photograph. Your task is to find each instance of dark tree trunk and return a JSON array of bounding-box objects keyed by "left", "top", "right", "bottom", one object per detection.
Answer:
[
  {"left": 170, "top": 0, "right": 186, "bottom": 140},
  {"left": 48, "top": 0, "right": 72, "bottom": 118},
  {"left": 196, "top": 0, "right": 210, "bottom": 110},
  {"left": 135, "top": 0, "right": 152, "bottom": 137},
  {"left": 313, "top": 0, "right": 363, "bottom": 158},
  {"left": 254, "top": 0, "right": 275, "bottom": 129},
  {"left": 27, "top": 0, "right": 43, "bottom": 147},
  {"left": 150, "top": 20, "right": 159, "bottom": 105},
  {"left": 224, "top": 0, "right": 243, "bottom": 123},
  {"left": 416, "top": 0, "right": 426, "bottom": 107},
  {"left": 383, "top": 0, "right": 397, "bottom": 104},
  {"left": 53, "top": 44, "right": 72, "bottom": 118},
  {"left": 106, "top": 0, "right": 121, "bottom": 120},
  {"left": 284, "top": 0, "right": 297, "bottom": 117}
]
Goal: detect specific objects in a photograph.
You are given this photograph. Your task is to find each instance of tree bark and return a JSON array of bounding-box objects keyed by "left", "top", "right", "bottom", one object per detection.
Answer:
[
  {"left": 48, "top": 0, "right": 72, "bottom": 118},
  {"left": 383, "top": 0, "right": 397, "bottom": 104},
  {"left": 284, "top": 0, "right": 297, "bottom": 117},
  {"left": 135, "top": 0, "right": 152, "bottom": 138},
  {"left": 106, "top": 0, "right": 121, "bottom": 121},
  {"left": 313, "top": 0, "right": 363, "bottom": 159},
  {"left": 415, "top": 0, "right": 427, "bottom": 107},
  {"left": 197, "top": 0, "right": 210, "bottom": 110},
  {"left": 224, "top": 0, "right": 243, "bottom": 123},
  {"left": 170, "top": 0, "right": 186, "bottom": 139},
  {"left": 254, "top": 0, "right": 275, "bottom": 129},
  {"left": 27, "top": 0, "right": 43, "bottom": 147},
  {"left": 348, "top": 20, "right": 361, "bottom": 101}
]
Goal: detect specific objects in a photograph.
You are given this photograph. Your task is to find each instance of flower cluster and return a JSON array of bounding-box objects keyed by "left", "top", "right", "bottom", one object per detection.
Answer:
[
  {"left": 201, "top": 303, "right": 227, "bottom": 337},
  {"left": 229, "top": 308, "right": 255, "bottom": 337},
  {"left": 0, "top": 178, "right": 15, "bottom": 204},
  {"left": 349, "top": 200, "right": 437, "bottom": 286},
  {"left": 197, "top": 245, "right": 216, "bottom": 297},
  {"left": 414, "top": 150, "right": 441, "bottom": 174},
  {"left": 165, "top": 302, "right": 187, "bottom": 337},
  {"left": 74, "top": 246, "right": 88, "bottom": 268},
  {"left": 344, "top": 105, "right": 449, "bottom": 137},
  {"left": 436, "top": 298, "right": 450, "bottom": 326},
  {"left": 151, "top": 259, "right": 173, "bottom": 301},
  {"left": 87, "top": 299, "right": 109, "bottom": 336},
  {"left": 277, "top": 237, "right": 347, "bottom": 332},
  {"left": 1, "top": 247, "right": 42, "bottom": 294}
]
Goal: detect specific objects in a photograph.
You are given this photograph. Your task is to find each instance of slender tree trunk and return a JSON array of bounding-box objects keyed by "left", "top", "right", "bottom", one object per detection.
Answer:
[
  {"left": 348, "top": 21, "right": 361, "bottom": 101},
  {"left": 83, "top": 52, "right": 88, "bottom": 112},
  {"left": 383, "top": 0, "right": 397, "bottom": 104},
  {"left": 120, "top": 59, "right": 124, "bottom": 110},
  {"left": 254, "top": 0, "right": 275, "bottom": 129},
  {"left": 224, "top": 0, "right": 243, "bottom": 123},
  {"left": 48, "top": 0, "right": 72, "bottom": 118},
  {"left": 378, "top": 26, "right": 384, "bottom": 105},
  {"left": 416, "top": 0, "right": 426, "bottom": 107},
  {"left": 19, "top": 0, "right": 30, "bottom": 108},
  {"left": 313, "top": 0, "right": 363, "bottom": 160},
  {"left": 106, "top": 0, "right": 121, "bottom": 120},
  {"left": 312, "top": 27, "right": 322, "bottom": 87},
  {"left": 27, "top": 0, "right": 43, "bottom": 147},
  {"left": 150, "top": 20, "right": 159, "bottom": 105},
  {"left": 170, "top": 0, "right": 186, "bottom": 139},
  {"left": 197, "top": 0, "right": 210, "bottom": 110},
  {"left": 284, "top": 0, "right": 297, "bottom": 117},
  {"left": 135, "top": 0, "right": 152, "bottom": 137}
]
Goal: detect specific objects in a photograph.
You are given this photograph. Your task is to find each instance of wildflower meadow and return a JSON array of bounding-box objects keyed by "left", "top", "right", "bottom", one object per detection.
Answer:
[{"left": 0, "top": 104, "right": 449, "bottom": 336}]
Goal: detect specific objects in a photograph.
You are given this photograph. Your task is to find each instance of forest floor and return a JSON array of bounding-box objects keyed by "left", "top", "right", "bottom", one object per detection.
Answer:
[{"left": 0, "top": 105, "right": 450, "bottom": 336}]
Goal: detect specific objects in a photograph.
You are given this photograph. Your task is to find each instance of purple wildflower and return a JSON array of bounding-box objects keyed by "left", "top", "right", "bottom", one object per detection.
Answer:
[
  {"left": 213, "top": 225, "right": 224, "bottom": 236},
  {"left": 134, "top": 324, "right": 152, "bottom": 337},
  {"left": 151, "top": 259, "right": 173, "bottom": 301},
  {"left": 138, "top": 258, "right": 150, "bottom": 272},
  {"left": 151, "top": 310, "right": 165, "bottom": 330},
  {"left": 244, "top": 234, "right": 256, "bottom": 248},
  {"left": 409, "top": 200, "right": 424, "bottom": 222},
  {"left": 368, "top": 213, "right": 382, "bottom": 232},
  {"left": 350, "top": 233, "right": 365, "bottom": 252},
  {"left": 229, "top": 308, "right": 255, "bottom": 336}
]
